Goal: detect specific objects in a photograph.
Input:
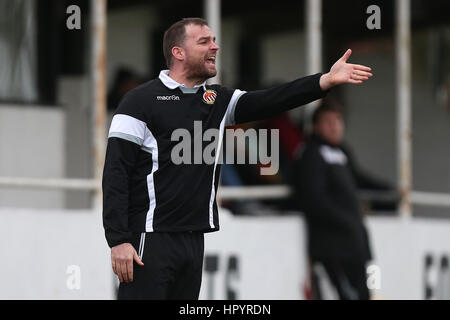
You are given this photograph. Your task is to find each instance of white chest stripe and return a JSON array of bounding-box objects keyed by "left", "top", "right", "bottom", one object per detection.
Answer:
[
  {"left": 144, "top": 126, "right": 159, "bottom": 232},
  {"left": 319, "top": 145, "right": 347, "bottom": 165},
  {"left": 208, "top": 114, "right": 228, "bottom": 228}
]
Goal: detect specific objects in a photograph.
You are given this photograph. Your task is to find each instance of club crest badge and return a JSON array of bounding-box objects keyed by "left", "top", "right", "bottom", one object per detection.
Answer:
[{"left": 202, "top": 89, "right": 217, "bottom": 105}]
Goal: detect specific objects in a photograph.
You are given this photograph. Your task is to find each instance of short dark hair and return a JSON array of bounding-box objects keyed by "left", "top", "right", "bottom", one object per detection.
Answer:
[
  {"left": 312, "top": 103, "right": 343, "bottom": 125},
  {"left": 163, "top": 18, "right": 209, "bottom": 68}
]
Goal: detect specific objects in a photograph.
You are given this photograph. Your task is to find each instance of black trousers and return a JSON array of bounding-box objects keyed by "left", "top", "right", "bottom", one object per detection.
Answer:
[
  {"left": 118, "top": 231, "right": 204, "bottom": 300},
  {"left": 311, "top": 258, "right": 370, "bottom": 300}
]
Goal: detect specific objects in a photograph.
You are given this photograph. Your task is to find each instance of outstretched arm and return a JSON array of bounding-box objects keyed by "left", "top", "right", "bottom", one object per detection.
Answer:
[{"left": 231, "top": 49, "right": 372, "bottom": 125}]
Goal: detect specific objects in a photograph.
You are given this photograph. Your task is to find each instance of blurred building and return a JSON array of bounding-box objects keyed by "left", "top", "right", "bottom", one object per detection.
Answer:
[{"left": 0, "top": 0, "right": 449, "bottom": 214}]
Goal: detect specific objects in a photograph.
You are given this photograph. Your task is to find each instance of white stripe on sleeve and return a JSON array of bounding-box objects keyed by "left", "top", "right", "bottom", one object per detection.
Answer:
[
  {"left": 224, "top": 89, "right": 246, "bottom": 126},
  {"left": 108, "top": 114, "right": 146, "bottom": 145}
]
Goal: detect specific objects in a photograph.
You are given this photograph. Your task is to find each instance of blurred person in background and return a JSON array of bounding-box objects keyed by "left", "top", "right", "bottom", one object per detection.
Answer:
[
  {"left": 107, "top": 67, "right": 143, "bottom": 111},
  {"left": 292, "top": 103, "right": 397, "bottom": 300}
]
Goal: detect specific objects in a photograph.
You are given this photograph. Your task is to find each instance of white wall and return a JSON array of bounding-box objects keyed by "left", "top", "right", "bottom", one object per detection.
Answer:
[
  {"left": 200, "top": 210, "right": 305, "bottom": 300},
  {"left": 368, "top": 217, "right": 450, "bottom": 300},
  {"left": 0, "top": 105, "right": 65, "bottom": 209},
  {"left": 0, "top": 208, "right": 113, "bottom": 299},
  {"left": 202, "top": 212, "right": 450, "bottom": 300},
  {"left": 1, "top": 207, "right": 450, "bottom": 300}
]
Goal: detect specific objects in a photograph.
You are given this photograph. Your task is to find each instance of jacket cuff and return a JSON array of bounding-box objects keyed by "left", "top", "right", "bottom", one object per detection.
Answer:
[
  {"left": 105, "top": 230, "right": 133, "bottom": 248},
  {"left": 314, "top": 72, "right": 331, "bottom": 97}
]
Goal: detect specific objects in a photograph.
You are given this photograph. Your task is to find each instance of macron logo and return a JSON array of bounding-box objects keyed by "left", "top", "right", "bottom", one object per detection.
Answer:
[{"left": 157, "top": 95, "right": 180, "bottom": 101}]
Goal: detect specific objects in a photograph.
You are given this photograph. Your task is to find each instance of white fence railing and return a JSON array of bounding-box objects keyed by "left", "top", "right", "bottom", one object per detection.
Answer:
[
  {"left": 0, "top": 177, "right": 99, "bottom": 190},
  {"left": 1, "top": 177, "right": 450, "bottom": 210}
]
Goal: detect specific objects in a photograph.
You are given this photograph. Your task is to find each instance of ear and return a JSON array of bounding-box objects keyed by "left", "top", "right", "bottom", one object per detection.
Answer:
[{"left": 171, "top": 46, "right": 184, "bottom": 63}]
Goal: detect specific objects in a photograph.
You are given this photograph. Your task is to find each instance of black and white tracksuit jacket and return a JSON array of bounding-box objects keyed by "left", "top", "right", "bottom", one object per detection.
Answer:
[{"left": 102, "top": 70, "right": 327, "bottom": 248}]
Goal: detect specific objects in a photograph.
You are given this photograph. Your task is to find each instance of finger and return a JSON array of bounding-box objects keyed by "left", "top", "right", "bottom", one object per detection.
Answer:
[
  {"left": 353, "top": 70, "right": 373, "bottom": 77},
  {"left": 127, "top": 258, "right": 134, "bottom": 283},
  {"left": 134, "top": 251, "right": 144, "bottom": 266},
  {"left": 111, "top": 254, "right": 116, "bottom": 273},
  {"left": 351, "top": 74, "right": 369, "bottom": 81},
  {"left": 348, "top": 79, "right": 363, "bottom": 84},
  {"left": 352, "top": 64, "right": 372, "bottom": 72},
  {"left": 112, "top": 260, "right": 117, "bottom": 275},
  {"left": 340, "top": 49, "right": 352, "bottom": 62},
  {"left": 116, "top": 262, "right": 124, "bottom": 282},
  {"left": 121, "top": 261, "right": 130, "bottom": 283}
]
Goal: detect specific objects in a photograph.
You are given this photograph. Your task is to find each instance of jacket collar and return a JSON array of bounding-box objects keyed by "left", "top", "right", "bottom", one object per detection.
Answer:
[{"left": 159, "top": 70, "right": 207, "bottom": 93}]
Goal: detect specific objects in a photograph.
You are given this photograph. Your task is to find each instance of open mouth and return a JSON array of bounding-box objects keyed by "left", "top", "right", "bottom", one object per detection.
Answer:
[{"left": 206, "top": 56, "right": 216, "bottom": 65}]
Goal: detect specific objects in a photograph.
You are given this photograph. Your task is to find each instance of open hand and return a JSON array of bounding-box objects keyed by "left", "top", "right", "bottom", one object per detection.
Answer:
[{"left": 320, "top": 49, "right": 373, "bottom": 90}]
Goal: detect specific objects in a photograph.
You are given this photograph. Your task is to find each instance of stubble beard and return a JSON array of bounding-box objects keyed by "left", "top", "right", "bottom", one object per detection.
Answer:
[{"left": 185, "top": 55, "right": 216, "bottom": 83}]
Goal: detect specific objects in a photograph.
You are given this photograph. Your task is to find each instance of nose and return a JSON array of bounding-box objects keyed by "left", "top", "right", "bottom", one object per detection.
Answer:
[{"left": 211, "top": 41, "right": 219, "bottom": 51}]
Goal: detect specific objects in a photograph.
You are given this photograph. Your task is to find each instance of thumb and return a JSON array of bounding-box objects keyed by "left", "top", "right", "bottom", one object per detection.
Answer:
[
  {"left": 133, "top": 250, "right": 144, "bottom": 266},
  {"left": 340, "top": 49, "right": 352, "bottom": 62}
]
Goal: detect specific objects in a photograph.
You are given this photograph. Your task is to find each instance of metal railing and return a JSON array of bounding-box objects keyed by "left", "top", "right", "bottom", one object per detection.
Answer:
[{"left": 1, "top": 178, "right": 450, "bottom": 209}]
